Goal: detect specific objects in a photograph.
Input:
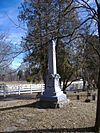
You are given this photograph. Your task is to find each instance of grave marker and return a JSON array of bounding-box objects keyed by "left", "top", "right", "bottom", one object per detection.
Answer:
[{"left": 40, "top": 39, "right": 69, "bottom": 108}]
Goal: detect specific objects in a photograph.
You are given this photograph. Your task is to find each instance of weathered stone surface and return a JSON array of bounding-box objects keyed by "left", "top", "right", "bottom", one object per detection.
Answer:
[{"left": 40, "top": 40, "right": 69, "bottom": 108}]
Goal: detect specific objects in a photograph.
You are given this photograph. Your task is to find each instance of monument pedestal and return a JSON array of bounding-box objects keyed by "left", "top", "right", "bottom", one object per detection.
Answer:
[
  {"left": 40, "top": 40, "right": 69, "bottom": 108},
  {"left": 40, "top": 74, "right": 69, "bottom": 108}
]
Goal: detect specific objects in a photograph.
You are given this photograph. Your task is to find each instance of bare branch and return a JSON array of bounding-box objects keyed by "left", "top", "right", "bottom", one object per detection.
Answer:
[{"left": 5, "top": 12, "right": 27, "bottom": 31}]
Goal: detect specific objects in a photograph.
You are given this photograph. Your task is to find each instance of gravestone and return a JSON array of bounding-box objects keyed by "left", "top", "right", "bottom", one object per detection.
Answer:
[{"left": 40, "top": 39, "right": 69, "bottom": 108}]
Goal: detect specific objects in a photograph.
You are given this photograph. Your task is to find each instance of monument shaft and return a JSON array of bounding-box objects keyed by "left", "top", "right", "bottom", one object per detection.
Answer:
[
  {"left": 48, "top": 40, "right": 57, "bottom": 75},
  {"left": 40, "top": 39, "right": 69, "bottom": 108}
]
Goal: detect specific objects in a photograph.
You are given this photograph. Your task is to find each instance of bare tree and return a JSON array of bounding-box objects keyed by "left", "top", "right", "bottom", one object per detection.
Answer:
[
  {"left": 0, "top": 33, "right": 24, "bottom": 81},
  {"left": 0, "top": 33, "right": 13, "bottom": 73},
  {"left": 73, "top": 0, "right": 100, "bottom": 131}
]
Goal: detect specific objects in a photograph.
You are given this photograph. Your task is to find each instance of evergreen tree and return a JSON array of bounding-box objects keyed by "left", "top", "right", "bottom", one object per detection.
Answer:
[{"left": 19, "top": 0, "right": 80, "bottom": 84}]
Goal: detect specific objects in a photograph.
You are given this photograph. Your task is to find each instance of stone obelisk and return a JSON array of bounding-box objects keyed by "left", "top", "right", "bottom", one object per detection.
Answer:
[{"left": 40, "top": 39, "right": 69, "bottom": 108}]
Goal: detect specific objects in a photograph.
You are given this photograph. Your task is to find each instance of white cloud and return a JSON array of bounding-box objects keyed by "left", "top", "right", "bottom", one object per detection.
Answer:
[{"left": 10, "top": 54, "right": 24, "bottom": 69}]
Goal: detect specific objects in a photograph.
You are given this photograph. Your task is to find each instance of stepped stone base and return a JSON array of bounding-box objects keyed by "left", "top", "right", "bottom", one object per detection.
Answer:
[{"left": 39, "top": 94, "right": 69, "bottom": 108}]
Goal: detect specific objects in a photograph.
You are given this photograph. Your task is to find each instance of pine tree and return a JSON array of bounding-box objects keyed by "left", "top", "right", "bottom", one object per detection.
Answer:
[{"left": 19, "top": 0, "right": 80, "bottom": 83}]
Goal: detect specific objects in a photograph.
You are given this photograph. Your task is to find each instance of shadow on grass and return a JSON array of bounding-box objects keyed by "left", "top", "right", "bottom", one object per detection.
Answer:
[
  {"left": 0, "top": 101, "right": 39, "bottom": 111},
  {"left": 0, "top": 100, "right": 66, "bottom": 111},
  {"left": 0, "top": 127, "right": 96, "bottom": 133},
  {"left": 0, "top": 94, "right": 38, "bottom": 101}
]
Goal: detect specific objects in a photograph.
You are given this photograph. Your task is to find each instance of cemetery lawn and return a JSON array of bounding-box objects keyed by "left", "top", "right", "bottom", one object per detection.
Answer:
[{"left": 0, "top": 93, "right": 96, "bottom": 133}]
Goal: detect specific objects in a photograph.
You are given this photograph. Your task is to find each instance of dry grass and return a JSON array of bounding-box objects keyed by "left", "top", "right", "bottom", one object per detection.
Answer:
[{"left": 0, "top": 93, "right": 97, "bottom": 133}]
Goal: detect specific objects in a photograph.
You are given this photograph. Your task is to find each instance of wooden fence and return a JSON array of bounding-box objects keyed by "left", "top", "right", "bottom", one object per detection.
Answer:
[{"left": 0, "top": 84, "right": 45, "bottom": 97}]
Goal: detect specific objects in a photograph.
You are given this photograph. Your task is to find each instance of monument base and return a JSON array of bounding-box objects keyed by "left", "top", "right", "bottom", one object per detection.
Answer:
[{"left": 40, "top": 93, "right": 69, "bottom": 108}]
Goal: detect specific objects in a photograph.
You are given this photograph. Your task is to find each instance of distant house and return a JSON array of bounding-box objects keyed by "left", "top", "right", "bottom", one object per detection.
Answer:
[{"left": 66, "top": 79, "right": 88, "bottom": 92}]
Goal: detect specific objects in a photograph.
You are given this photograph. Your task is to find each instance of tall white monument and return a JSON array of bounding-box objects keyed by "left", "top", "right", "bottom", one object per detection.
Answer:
[{"left": 40, "top": 39, "right": 69, "bottom": 108}]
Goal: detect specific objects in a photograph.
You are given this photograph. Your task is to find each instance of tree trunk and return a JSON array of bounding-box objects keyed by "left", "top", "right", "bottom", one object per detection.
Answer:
[
  {"left": 95, "top": 4, "right": 100, "bottom": 132},
  {"left": 95, "top": 67, "right": 100, "bottom": 132},
  {"left": 82, "top": 77, "right": 86, "bottom": 91},
  {"left": 62, "top": 80, "right": 66, "bottom": 93}
]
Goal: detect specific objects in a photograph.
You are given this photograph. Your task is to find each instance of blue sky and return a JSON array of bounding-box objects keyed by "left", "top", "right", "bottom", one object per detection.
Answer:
[
  {"left": 0, "top": 0, "right": 25, "bottom": 69},
  {"left": 0, "top": 0, "right": 97, "bottom": 69}
]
